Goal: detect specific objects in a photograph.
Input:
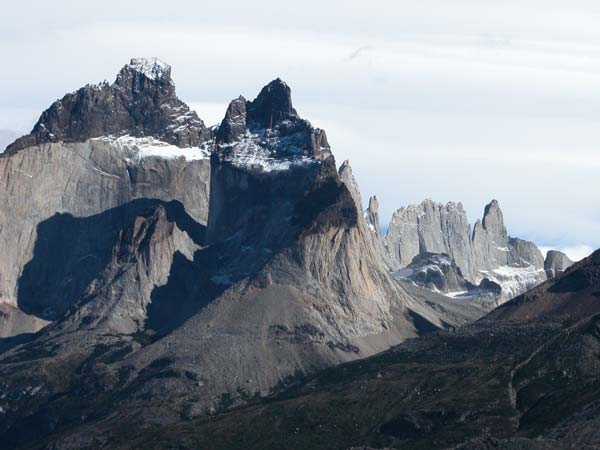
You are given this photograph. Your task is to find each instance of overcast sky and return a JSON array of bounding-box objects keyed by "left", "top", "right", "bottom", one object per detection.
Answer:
[{"left": 1, "top": 1, "right": 599, "bottom": 260}]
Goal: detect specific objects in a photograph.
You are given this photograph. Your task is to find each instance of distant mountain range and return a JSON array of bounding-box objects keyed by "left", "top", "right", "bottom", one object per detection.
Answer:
[{"left": 374, "top": 198, "right": 574, "bottom": 302}]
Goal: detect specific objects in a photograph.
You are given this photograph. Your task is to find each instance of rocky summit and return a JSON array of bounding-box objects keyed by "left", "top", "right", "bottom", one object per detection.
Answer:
[
  {"left": 0, "top": 59, "right": 491, "bottom": 449},
  {"left": 384, "top": 199, "right": 574, "bottom": 302},
  {"left": 6, "top": 58, "right": 211, "bottom": 153}
]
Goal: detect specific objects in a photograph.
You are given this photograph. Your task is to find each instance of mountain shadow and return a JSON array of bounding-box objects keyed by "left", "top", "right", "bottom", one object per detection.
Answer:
[{"left": 16, "top": 199, "right": 206, "bottom": 321}]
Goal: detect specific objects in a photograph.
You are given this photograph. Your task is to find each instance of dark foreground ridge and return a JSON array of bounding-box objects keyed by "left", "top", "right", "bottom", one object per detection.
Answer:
[{"left": 98, "top": 250, "right": 600, "bottom": 450}]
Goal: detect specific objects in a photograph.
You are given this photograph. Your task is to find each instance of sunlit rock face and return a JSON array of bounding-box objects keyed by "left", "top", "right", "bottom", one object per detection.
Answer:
[{"left": 385, "top": 199, "right": 548, "bottom": 302}]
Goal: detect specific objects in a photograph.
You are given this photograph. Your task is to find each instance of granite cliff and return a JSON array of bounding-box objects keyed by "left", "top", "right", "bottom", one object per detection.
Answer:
[{"left": 384, "top": 199, "right": 574, "bottom": 302}]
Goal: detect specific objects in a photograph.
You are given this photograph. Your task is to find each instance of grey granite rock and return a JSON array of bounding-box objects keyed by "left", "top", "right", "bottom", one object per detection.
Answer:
[
  {"left": 0, "top": 140, "right": 211, "bottom": 318},
  {"left": 366, "top": 196, "right": 381, "bottom": 235},
  {"left": 338, "top": 160, "right": 363, "bottom": 211},
  {"left": 385, "top": 199, "right": 474, "bottom": 279},
  {"left": 394, "top": 252, "right": 502, "bottom": 305},
  {"left": 544, "top": 250, "right": 574, "bottom": 278},
  {"left": 394, "top": 252, "right": 472, "bottom": 293},
  {"left": 471, "top": 199, "right": 510, "bottom": 271},
  {"left": 385, "top": 199, "right": 547, "bottom": 302}
]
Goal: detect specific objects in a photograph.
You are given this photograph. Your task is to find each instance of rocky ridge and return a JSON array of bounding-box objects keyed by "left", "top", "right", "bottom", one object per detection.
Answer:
[
  {"left": 6, "top": 57, "right": 211, "bottom": 153},
  {"left": 544, "top": 250, "right": 574, "bottom": 279},
  {"left": 384, "top": 199, "right": 572, "bottom": 302}
]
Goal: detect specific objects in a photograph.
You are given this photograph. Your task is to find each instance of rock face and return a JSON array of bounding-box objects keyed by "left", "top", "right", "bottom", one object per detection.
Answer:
[
  {"left": 0, "top": 138, "right": 211, "bottom": 320},
  {"left": 338, "top": 160, "right": 363, "bottom": 212},
  {"left": 385, "top": 199, "right": 547, "bottom": 301},
  {"left": 386, "top": 200, "right": 474, "bottom": 279},
  {"left": 0, "top": 59, "right": 490, "bottom": 448},
  {"left": 544, "top": 250, "right": 574, "bottom": 278},
  {"left": 6, "top": 58, "right": 211, "bottom": 153},
  {"left": 366, "top": 196, "right": 381, "bottom": 236},
  {"left": 394, "top": 252, "right": 473, "bottom": 293},
  {"left": 394, "top": 252, "right": 501, "bottom": 297},
  {"left": 338, "top": 165, "right": 396, "bottom": 272},
  {"left": 471, "top": 200, "right": 509, "bottom": 271}
]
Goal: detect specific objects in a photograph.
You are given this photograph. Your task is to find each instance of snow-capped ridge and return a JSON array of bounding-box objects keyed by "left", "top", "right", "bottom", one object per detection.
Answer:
[{"left": 126, "top": 57, "right": 171, "bottom": 81}]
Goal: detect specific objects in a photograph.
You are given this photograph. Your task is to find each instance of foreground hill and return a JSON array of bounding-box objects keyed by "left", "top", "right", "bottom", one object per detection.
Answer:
[{"left": 86, "top": 250, "right": 600, "bottom": 450}]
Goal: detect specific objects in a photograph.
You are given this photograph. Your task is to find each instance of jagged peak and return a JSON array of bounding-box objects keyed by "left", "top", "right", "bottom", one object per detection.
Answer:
[
  {"left": 481, "top": 199, "right": 505, "bottom": 228},
  {"left": 5, "top": 58, "right": 209, "bottom": 153},
  {"left": 339, "top": 160, "right": 353, "bottom": 174},
  {"left": 124, "top": 57, "right": 171, "bottom": 81},
  {"left": 247, "top": 78, "right": 298, "bottom": 127},
  {"left": 483, "top": 199, "right": 501, "bottom": 213},
  {"left": 368, "top": 196, "right": 379, "bottom": 211},
  {"left": 391, "top": 199, "right": 466, "bottom": 217}
]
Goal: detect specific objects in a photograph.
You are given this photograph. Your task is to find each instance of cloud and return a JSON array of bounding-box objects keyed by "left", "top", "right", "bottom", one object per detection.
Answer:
[
  {"left": 347, "top": 45, "right": 373, "bottom": 61},
  {"left": 539, "top": 245, "right": 595, "bottom": 262}
]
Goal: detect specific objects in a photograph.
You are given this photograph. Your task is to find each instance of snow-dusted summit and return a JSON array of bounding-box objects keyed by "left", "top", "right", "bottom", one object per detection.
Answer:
[{"left": 127, "top": 57, "right": 171, "bottom": 81}]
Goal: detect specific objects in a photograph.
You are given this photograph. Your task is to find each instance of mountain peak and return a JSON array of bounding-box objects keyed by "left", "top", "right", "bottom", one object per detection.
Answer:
[
  {"left": 481, "top": 199, "right": 506, "bottom": 232},
  {"left": 125, "top": 57, "right": 171, "bottom": 81},
  {"left": 6, "top": 58, "right": 209, "bottom": 152},
  {"left": 247, "top": 78, "right": 297, "bottom": 127}
]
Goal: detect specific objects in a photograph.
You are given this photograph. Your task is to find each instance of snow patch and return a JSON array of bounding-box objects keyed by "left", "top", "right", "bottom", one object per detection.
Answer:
[
  {"left": 220, "top": 130, "right": 316, "bottom": 173},
  {"left": 479, "top": 264, "right": 545, "bottom": 303},
  {"left": 94, "top": 135, "right": 210, "bottom": 162},
  {"left": 445, "top": 290, "right": 470, "bottom": 298},
  {"left": 128, "top": 57, "right": 170, "bottom": 80}
]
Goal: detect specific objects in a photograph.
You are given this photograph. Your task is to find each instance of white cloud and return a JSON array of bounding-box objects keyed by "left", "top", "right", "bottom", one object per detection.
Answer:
[{"left": 539, "top": 245, "right": 595, "bottom": 262}]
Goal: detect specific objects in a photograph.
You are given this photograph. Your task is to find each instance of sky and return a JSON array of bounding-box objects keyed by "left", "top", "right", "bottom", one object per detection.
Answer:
[{"left": 1, "top": 1, "right": 599, "bottom": 260}]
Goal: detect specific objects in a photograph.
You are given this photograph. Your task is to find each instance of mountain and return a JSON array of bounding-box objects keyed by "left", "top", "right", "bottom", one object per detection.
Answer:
[
  {"left": 0, "top": 59, "right": 489, "bottom": 449},
  {"left": 105, "top": 249, "right": 600, "bottom": 450},
  {"left": 544, "top": 250, "right": 574, "bottom": 279},
  {"left": 5, "top": 57, "right": 211, "bottom": 153},
  {"left": 394, "top": 252, "right": 501, "bottom": 306},
  {"left": 386, "top": 200, "right": 474, "bottom": 277},
  {"left": 384, "top": 199, "right": 568, "bottom": 302}
]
